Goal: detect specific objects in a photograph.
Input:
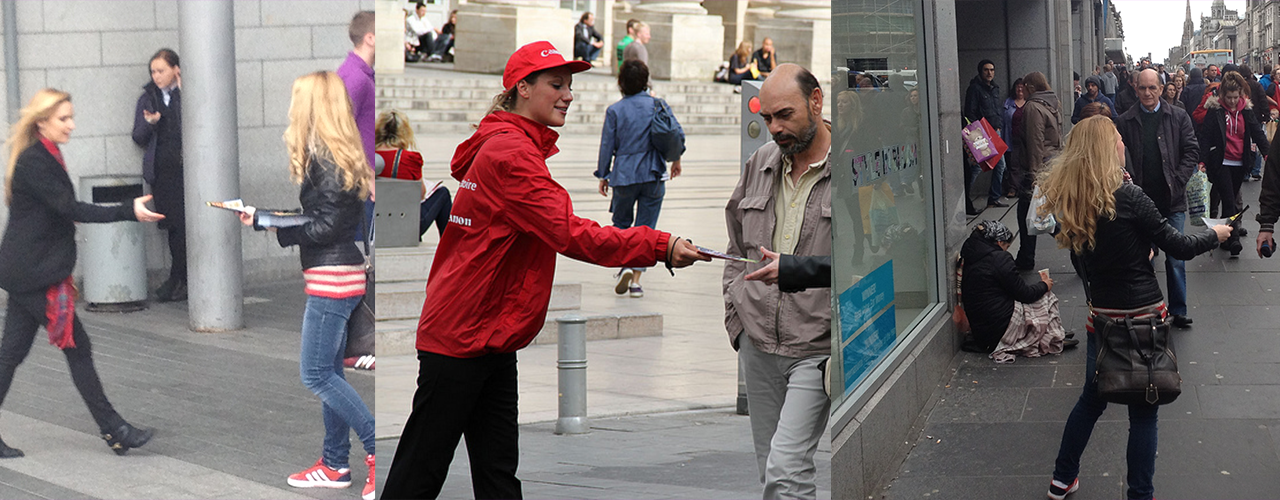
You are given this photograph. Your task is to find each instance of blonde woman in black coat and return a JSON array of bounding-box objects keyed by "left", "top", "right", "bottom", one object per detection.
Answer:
[{"left": 0, "top": 89, "right": 164, "bottom": 457}]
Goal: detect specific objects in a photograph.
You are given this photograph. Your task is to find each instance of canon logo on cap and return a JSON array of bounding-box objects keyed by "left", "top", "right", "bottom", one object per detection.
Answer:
[{"left": 541, "top": 49, "right": 562, "bottom": 58}]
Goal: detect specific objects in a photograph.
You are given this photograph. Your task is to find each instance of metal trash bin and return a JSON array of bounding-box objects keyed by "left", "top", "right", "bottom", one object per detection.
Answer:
[
  {"left": 375, "top": 178, "right": 422, "bottom": 248},
  {"left": 78, "top": 176, "right": 147, "bottom": 312}
]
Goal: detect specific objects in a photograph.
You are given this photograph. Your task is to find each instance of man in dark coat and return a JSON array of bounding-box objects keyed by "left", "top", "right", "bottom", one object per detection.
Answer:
[
  {"left": 1181, "top": 67, "right": 1208, "bottom": 115},
  {"left": 1115, "top": 69, "right": 1201, "bottom": 329},
  {"left": 963, "top": 59, "right": 1008, "bottom": 215}
]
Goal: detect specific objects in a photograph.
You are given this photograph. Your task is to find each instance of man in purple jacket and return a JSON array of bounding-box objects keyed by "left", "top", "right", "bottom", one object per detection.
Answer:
[{"left": 337, "top": 11, "right": 375, "bottom": 171}]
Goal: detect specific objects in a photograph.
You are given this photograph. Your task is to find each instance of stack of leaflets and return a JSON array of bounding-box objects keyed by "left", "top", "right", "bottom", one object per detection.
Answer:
[{"left": 207, "top": 199, "right": 312, "bottom": 228}]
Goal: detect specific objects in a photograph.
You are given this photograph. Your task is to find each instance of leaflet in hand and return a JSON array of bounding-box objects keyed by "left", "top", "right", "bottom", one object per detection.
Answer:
[
  {"left": 696, "top": 245, "right": 758, "bottom": 263},
  {"left": 207, "top": 199, "right": 312, "bottom": 228}
]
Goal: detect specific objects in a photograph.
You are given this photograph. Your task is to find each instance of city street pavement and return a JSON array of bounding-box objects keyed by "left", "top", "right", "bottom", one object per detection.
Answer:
[
  {"left": 0, "top": 280, "right": 373, "bottom": 500},
  {"left": 883, "top": 179, "right": 1280, "bottom": 499},
  {"left": 374, "top": 129, "right": 840, "bottom": 499}
]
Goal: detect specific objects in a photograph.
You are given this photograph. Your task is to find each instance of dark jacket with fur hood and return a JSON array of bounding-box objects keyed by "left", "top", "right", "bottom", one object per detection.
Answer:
[{"left": 1199, "top": 94, "right": 1270, "bottom": 170}]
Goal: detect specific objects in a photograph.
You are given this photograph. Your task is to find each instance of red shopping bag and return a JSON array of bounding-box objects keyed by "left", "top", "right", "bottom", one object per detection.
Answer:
[{"left": 963, "top": 118, "right": 1008, "bottom": 171}]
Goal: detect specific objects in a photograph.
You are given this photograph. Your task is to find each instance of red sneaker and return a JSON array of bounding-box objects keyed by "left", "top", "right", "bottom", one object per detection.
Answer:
[
  {"left": 287, "top": 458, "right": 351, "bottom": 489},
  {"left": 362, "top": 454, "right": 375, "bottom": 500}
]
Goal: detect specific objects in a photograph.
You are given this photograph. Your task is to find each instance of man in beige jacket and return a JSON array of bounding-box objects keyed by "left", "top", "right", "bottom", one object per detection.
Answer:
[{"left": 723, "top": 63, "right": 832, "bottom": 500}]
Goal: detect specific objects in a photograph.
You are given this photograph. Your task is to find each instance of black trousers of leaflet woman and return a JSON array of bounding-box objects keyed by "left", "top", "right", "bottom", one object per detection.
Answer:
[{"left": 0, "top": 292, "right": 124, "bottom": 434}]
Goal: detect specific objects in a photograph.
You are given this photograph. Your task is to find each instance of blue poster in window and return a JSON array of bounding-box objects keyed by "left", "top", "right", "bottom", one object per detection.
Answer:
[
  {"left": 837, "top": 260, "right": 897, "bottom": 393},
  {"left": 842, "top": 305, "right": 897, "bottom": 392},
  {"left": 839, "top": 261, "right": 894, "bottom": 343}
]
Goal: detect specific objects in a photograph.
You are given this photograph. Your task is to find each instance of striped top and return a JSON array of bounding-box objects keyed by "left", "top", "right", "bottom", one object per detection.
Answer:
[
  {"left": 303, "top": 264, "right": 367, "bottom": 299},
  {"left": 1086, "top": 302, "right": 1167, "bottom": 334}
]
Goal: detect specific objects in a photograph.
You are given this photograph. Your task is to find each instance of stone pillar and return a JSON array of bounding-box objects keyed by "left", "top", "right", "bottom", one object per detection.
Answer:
[
  {"left": 375, "top": 0, "right": 405, "bottom": 75},
  {"left": 754, "top": 0, "right": 831, "bottom": 82},
  {"left": 704, "top": 0, "right": 749, "bottom": 61},
  {"left": 743, "top": 0, "right": 781, "bottom": 47},
  {"left": 620, "top": 0, "right": 724, "bottom": 81},
  {"left": 454, "top": 0, "right": 576, "bottom": 75},
  {"left": 594, "top": 0, "right": 617, "bottom": 68}
]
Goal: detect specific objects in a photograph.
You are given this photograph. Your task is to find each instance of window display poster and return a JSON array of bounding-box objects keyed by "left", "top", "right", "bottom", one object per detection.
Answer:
[{"left": 837, "top": 260, "right": 897, "bottom": 393}]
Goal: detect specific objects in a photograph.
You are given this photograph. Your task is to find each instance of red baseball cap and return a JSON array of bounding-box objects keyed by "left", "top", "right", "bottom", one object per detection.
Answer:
[{"left": 503, "top": 41, "right": 592, "bottom": 90}]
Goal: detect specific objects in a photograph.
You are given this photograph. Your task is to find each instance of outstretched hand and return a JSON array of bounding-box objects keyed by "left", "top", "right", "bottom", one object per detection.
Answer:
[
  {"left": 237, "top": 206, "right": 256, "bottom": 227},
  {"left": 745, "top": 246, "right": 781, "bottom": 285},
  {"left": 667, "top": 237, "right": 711, "bottom": 268},
  {"left": 132, "top": 195, "right": 165, "bottom": 222}
]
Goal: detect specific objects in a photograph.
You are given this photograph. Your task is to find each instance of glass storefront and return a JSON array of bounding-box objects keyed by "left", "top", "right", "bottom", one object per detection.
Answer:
[{"left": 830, "top": 0, "right": 941, "bottom": 410}]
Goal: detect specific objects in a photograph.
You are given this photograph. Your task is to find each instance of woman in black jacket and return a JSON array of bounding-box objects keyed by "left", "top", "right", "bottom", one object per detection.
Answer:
[
  {"left": 0, "top": 89, "right": 164, "bottom": 457},
  {"left": 131, "top": 48, "right": 186, "bottom": 302},
  {"left": 239, "top": 72, "right": 375, "bottom": 500},
  {"left": 1200, "top": 71, "right": 1270, "bottom": 256},
  {"left": 1040, "top": 116, "right": 1230, "bottom": 500}
]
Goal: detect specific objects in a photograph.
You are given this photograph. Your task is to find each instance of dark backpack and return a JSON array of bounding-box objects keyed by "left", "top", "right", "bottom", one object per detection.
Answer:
[{"left": 650, "top": 98, "right": 685, "bottom": 162}]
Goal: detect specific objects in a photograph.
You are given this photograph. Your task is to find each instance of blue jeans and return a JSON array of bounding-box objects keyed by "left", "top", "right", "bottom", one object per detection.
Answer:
[
  {"left": 1154, "top": 211, "right": 1188, "bottom": 316},
  {"left": 611, "top": 181, "right": 664, "bottom": 272},
  {"left": 1053, "top": 327, "right": 1158, "bottom": 500},
  {"left": 1252, "top": 151, "right": 1264, "bottom": 177},
  {"left": 300, "top": 294, "right": 375, "bottom": 469},
  {"left": 988, "top": 155, "right": 1007, "bottom": 204}
]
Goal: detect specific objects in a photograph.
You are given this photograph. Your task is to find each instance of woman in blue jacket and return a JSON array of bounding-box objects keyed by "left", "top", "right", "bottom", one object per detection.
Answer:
[{"left": 596, "top": 60, "right": 685, "bottom": 298}]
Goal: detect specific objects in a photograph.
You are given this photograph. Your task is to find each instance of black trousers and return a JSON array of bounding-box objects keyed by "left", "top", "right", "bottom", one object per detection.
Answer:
[
  {"left": 0, "top": 292, "right": 124, "bottom": 434},
  {"left": 383, "top": 351, "right": 521, "bottom": 500},
  {"left": 166, "top": 222, "right": 187, "bottom": 281}
]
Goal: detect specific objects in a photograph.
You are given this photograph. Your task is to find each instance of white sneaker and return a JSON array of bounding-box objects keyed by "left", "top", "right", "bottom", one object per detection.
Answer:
[
  {"left": 614, "top": 269, "right": 634, "bottom": 295},
  {"left": 629, "top": 284, "right": 644, "bottom": 298}
]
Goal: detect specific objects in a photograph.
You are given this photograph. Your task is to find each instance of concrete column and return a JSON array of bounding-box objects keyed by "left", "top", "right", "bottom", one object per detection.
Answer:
[
  {"left": 4, "top": 0, "right": 17, "bottom": 124},
  {"left": 595, "top": 0, "right": 617, "bottom": 68},
  {"left": 376, "top": 0, "right": 405, "bottom": 75},
  {"left": 744, "top": 0, "right": 781, "bottom": 44},
  {"left": 179, "top": 1, "right": 243, "bottom": 332},
  {"left": 704, "top": 0, "right": 749, "bottom": 60},
  {"left": 634, "top": 0, "right": 707, "bottom": 14},
  {"left": 755, "top": 0, "right": 831, "bottom": 81},
  {"left": 623, "top": 1, "right": 724, "bottom": 81},
  {"left": 455, "top": 0, "right": 575, "bottom": 75}
]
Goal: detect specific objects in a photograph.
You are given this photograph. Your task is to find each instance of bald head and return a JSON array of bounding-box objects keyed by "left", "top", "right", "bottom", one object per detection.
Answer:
[
  {"left": 1137, "top": 69, "right": 1161, "bottom": 111},
  {"left": 759, "top": 63, "right": 826, "bottom": 157}
]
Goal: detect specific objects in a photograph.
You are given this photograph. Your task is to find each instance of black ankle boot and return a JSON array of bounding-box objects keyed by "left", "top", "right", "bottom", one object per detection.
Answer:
[
  {"left": 155, "top": 277, "right": 176, "bottom": 302},
  {"left": 168, "top": 277, "right": 187, "bottom": 302},
  {"left": 0, "top": 436, "right": 23, "bottom": 458},
  {"left": 103, "top": 423, "right": 153, "bottom": 456}
]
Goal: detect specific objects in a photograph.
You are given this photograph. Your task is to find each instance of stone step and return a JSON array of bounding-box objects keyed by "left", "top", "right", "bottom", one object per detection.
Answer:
[
  {"left": 412, "top": 122, "right": 739, "bottom": 136},
  {"left": 375, "top": 280, "right": 582, "bottom": 321},
  {"left": 374, "top": 309, "right": 663, "bottom": 357},
  {"left": 379, "top": 77, "right": 740, "bottom": 96},
  {"left": 377, "top": 89, "right": 741, "bottom": 103},
  {"left": 376, "top": 244, "right": 434, "bottom": 283},
  {"left": 401, "top": 110, "right": 740, "bottom": 126},
  {"left": 411, "top": 122, "right": 740, "bottom": 136},
  {"left": 382, "top": 99, "right": 740, "bottom": 116}
]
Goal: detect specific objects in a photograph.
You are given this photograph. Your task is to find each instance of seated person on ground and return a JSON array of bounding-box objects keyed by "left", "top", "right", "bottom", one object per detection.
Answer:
[{"left": 959, "top": 220, "right": 1069, "bottom": 354}]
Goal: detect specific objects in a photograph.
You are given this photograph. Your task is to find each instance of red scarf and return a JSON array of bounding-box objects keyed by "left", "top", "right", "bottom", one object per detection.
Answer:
[
  {"left": 39, "top": 136, "right": 65, "bottom": 169},
  {"left": 45, "top": 277, "right": 77, "bottom": 349},
  {"left": 37, "top": 136, "right": 75, "bottom": 349}
]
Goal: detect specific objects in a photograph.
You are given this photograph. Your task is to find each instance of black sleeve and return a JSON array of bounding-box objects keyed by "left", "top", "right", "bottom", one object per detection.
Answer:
[
  {"left": 778, "top": 255, "right": 831, "bottom": 293},
  {"left": 1259, "top": 135, "right": 1280, "bottom": 231},
  {"left": 1127, "top": 185, "right": 1218, "bottom": 259},
  {"left": 992, "top": 252, "right": 1048, "bottom": 303},
  {"left": 276, "top": 160, "right": 356, "bottom": 248},
  {"left": 1249, "top": 111, "right": 1270, "bottom": 153},
  {"left": 17, "top": 154, "right": 134, "bottom": 223}
]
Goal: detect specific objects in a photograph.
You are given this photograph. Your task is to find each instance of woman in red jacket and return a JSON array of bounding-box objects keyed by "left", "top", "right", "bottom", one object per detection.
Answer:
[{"left": 382, "top": 41, "right": 708, "bottom": 499}]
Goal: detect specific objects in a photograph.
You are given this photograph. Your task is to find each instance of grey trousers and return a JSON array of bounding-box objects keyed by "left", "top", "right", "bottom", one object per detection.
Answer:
[{"left": 739, "top": 338, "right": 831, "bottom": 500}]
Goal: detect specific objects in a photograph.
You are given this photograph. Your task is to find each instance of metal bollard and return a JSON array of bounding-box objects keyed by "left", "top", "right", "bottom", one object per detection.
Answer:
[{"left": 555, "top": 315, "right": 590, "bottom": 435}]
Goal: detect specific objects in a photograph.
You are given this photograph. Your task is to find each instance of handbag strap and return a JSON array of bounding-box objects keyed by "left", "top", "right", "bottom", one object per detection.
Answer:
[{"left": 391, "top": 149, "right": 403, "bottom": 179}]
